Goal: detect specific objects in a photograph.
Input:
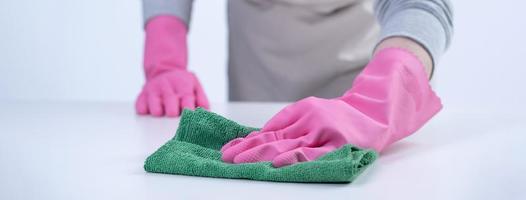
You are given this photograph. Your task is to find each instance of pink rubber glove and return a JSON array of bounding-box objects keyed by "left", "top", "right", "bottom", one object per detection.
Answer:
[
  {"left": 136, "top": 15, "right": 209, "bottom": 117},
  {"left": 221, "top": 48, "right": 442, "bottom": 167}
]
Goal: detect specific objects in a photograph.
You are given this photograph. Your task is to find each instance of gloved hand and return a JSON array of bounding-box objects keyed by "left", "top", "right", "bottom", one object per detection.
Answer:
[
  {"left": 136, "top": 15, "right": 209, "bottom": 117},
  {"left": 221, "top": 48, "right": 442, "bottom": 167}
]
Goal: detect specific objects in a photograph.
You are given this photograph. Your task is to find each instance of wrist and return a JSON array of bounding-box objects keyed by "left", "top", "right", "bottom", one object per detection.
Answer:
[
  {"left": 145, "top": 67, "right": 188, "bottom": 81},
  {"left": 374, "top": 36, "right": 433, "bottom": 79}
]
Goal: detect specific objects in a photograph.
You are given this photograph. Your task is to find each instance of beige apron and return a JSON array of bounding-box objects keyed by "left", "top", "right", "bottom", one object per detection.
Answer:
[{"left": 227, "top": 0, "right": 379, "bottom": 101}]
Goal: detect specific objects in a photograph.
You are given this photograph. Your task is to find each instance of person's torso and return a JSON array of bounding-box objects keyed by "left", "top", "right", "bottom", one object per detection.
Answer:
[{"left": 227, "top": 0, "right": 380, "bottom": 101}]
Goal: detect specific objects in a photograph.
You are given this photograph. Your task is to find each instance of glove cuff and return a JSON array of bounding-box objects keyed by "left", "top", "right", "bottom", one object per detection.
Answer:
[
  {"left": 144, "top": 15, "right": 189, "bottom": 80},
  {"left": 337, "top": 47, "right": 442, "bottom": 152}
]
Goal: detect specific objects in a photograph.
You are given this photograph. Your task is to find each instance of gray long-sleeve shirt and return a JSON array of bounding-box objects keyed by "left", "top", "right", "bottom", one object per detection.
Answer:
[{"left": 142, "top": 0, "right": 453, "bottom": 65}]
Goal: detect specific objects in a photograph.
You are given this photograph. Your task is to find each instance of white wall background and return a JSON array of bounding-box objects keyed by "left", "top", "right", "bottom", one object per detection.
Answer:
[
  {"left": 0, "top": 0, "right": 525, "bottom": 111},
  {"left": 0, "top": 0, "right": 228, "bottom": 103}
]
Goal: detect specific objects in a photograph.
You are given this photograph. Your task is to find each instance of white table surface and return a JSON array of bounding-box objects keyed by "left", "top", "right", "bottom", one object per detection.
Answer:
[{"left": 0, "top": 101, "right": 524, "bottom": 200}]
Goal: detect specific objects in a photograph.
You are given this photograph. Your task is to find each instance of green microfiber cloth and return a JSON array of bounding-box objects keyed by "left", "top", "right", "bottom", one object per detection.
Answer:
[{"left": 144, "top": 108, "right": 378, "bottom": 183}]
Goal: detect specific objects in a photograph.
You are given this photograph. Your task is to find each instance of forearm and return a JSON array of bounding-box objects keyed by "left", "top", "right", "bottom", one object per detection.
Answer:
[
  {"left": 142, "top": 0, "right": 194, "bottom": 27},
  {"left": 374, "top": 0, "right": 454, "bottom": 78},
  {"left": 144, "top": 15, "right": 188, "bottom": 79}
]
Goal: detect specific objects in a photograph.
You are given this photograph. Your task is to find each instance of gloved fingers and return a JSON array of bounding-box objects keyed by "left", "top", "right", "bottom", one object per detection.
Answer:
[
  {"left": 193, "top": 75, "right": 210, "bottom": 109},
  {"left": 219, "top": 132, "right": 267, "bottom": 154},
  {"left": 147, "top": 92, "right": 164, "bottom": 117},
  {"left": 221, "top": 131, "right": 282, "bottom": 163},
  {"left": 135, "top": 92, "right": 148, "bottom": 115},
  {"left": 180, "top": 95, "right": 196, "bottom": 111},
  {"left": 163, "top": 94, "right": 180, "bottom": 117},
  {"left": 220, "top": 131, "right": 262, "bottom": 151},
  {"left": 238, "top": 123, "right": 302, "bottom": 147},
  {"left": 158, "top": 79, "right": 181, "bottom": 117},
  {"left": 240, "top": 121, "right": 305, "bottom": 142},
  {"left": 261, "top": 104, "right": 301, "bottom": 132},
  {"left": 274, "top": 118, "right": 309, "bottom": 139},
  {"left": 220, "top": 137, "right": 247, "bottom": 152},
  {"left": 232, "top": 138, "right": 307, "bottom": 164},
  {"left": 271, "top": 146, "right": 335, "bottom": 167}
]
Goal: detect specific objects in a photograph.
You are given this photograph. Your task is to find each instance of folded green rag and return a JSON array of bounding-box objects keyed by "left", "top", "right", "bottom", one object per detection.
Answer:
[{"left": 144, "top": 108, "right": 378, "bottom": 183}]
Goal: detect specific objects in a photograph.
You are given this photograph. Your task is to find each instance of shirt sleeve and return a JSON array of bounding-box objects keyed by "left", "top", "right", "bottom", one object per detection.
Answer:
[
  {"left": 374, "top": 0, "right": 454, "bottom": 66},
  {"left": 142, "top": 0, "right": 194, "bottom": 27}
]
